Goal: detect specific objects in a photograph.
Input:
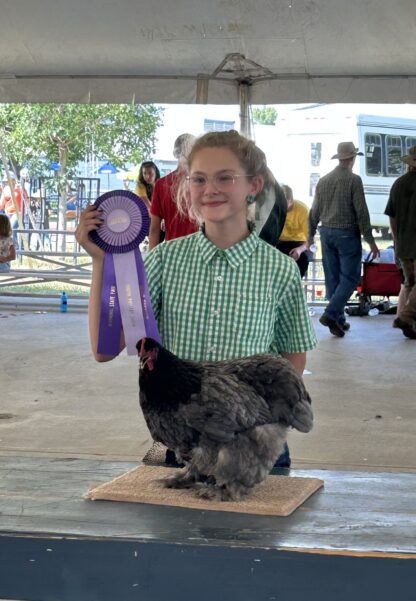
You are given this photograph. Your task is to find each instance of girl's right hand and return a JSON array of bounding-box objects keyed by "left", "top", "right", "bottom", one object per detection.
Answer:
[{"left": 75, "top": 205, "right": 105, "bottom": 260}]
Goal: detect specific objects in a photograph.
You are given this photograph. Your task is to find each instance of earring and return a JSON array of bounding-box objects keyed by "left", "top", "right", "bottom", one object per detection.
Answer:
[{"left": 247, "top": 194, "right": 255, "bottom": 204}]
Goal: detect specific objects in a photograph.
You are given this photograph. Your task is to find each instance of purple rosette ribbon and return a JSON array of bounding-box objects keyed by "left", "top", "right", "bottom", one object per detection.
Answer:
[{"left": 89, "top": 190, "right": 160, "bottom": 355}]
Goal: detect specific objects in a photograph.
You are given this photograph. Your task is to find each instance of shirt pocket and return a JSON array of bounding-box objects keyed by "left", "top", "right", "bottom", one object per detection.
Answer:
[{"left": 231, "top": 291, "right": 275, "bottom": 343}]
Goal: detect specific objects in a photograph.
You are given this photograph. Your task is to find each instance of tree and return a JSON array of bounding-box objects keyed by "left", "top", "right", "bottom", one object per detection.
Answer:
[
  {"left": 0, "top": 103, "right": 163, "bottom": 242},
  {"left": 252, "top": 106, "right": 277, "bottom": 126}
]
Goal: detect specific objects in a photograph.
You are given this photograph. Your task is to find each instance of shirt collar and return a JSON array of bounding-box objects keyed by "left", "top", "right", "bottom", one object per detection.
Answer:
[{"left": 196, "top": 224, "right": 259, "bottom": 269}]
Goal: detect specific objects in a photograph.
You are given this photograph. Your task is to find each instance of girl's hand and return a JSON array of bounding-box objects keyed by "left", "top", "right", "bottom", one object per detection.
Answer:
[{"left": 75, "top": 205, "right": 105, "bottom": 260}]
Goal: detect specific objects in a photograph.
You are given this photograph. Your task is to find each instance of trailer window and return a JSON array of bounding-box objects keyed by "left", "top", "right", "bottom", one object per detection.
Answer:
[
  {"left": 311, "top": 142, "right": 322, "bottom": 166},
  {"left": 365, "top": 133, "right": 382, "bottom": 176},
  {"left": 386, "top": 135, "right": 404, "bottom": 176},
  {"left": 405, "top": 137, "right": 416, "bottom": 153},
  {"left": 204, "top": 119, "right": 235, "bottom": 132}
]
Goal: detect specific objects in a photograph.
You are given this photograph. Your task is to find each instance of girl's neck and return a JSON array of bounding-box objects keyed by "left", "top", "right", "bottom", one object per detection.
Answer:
[{"left": 204, "top": 219, "right": 251, "bottom": 249}]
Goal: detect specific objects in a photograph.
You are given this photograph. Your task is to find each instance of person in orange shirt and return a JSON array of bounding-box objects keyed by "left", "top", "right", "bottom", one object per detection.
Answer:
[
  {"left": 277, "top": 184, "right": 311, "bottom": 277},
  {"left": 0, "top": 175, "right": 26, "bottom": 242}
]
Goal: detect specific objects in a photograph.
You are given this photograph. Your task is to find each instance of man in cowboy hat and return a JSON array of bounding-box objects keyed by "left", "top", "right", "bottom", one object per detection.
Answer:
[
  {"left": 309, "top": 141, "right": 379, "bottom": 337},
  {"left": 384, "top": 146, "right": 416, "bottom": 339}
]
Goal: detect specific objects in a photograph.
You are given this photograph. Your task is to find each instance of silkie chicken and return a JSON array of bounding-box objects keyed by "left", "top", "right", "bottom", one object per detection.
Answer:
[{"left": 138, "top": 337, "right": 313, "bottom": 501}]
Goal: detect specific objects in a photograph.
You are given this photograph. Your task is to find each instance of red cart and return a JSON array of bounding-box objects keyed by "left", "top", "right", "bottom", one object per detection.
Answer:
[{"left": 346, "top": 260, "right": 403, "bottom": 316}]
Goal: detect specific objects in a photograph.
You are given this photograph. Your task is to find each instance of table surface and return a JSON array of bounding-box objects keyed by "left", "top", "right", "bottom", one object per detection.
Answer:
[{"left": 1, "top": 456, "right": 415, "bottom": 557}]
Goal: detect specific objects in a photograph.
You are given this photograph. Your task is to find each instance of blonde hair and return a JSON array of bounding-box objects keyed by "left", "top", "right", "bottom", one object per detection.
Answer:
[
  {"left": 0, "top": 214, "right": 12, "bottom": 238},
  {"left": 176, "top": 130, "right": 272, "bottom": 220}
]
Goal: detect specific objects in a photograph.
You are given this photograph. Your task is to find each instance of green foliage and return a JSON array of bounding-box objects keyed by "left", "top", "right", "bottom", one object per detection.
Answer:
[
  {"left": 0, "top": 103, "right": 162, "bottom": 235},
  {"left": 252, "top": 106, "right": 277, "bottom": 125},
  {"left": 0, "top": 103, "right": 163, "bottom": 177}
]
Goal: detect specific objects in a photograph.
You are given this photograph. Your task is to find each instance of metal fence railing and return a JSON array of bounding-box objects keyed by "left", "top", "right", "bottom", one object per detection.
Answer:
[{"left": 303, "top": 259, "right": 327, "bottom": 304}]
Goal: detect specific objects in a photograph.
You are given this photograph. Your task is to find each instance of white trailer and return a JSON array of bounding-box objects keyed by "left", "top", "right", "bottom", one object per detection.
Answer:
[{"left": 268, "top": 104, "right": 416, "bottom": 235}]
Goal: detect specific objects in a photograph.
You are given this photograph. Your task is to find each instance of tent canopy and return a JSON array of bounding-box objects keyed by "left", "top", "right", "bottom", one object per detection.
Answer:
[{"left": 1, "top": 0, "right": 416, "bottom": 105}]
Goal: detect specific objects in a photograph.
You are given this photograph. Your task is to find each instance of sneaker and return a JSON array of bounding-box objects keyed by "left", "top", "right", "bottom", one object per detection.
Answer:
[
  {"left": 341, "top": 321, "right": 351, "bottom": 331},
  {"left": 393, "top": 317, "right": 416, "bottom": 340},
  {"left": 319, "top": 314, "right": 345, "bottom": 337}
]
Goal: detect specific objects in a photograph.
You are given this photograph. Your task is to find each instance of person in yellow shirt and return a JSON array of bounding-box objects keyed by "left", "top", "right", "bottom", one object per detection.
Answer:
[
  {"left": 134, "top": 161, "right": 161, "bottom": 214},
  {"left": 277, "top": 184, "right": 310, "bottom": 277}
]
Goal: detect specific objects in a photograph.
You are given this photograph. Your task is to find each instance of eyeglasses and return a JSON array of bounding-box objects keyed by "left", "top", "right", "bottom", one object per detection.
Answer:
[{"left": 186, "top": 173, "right": 254, "bottom": 190}]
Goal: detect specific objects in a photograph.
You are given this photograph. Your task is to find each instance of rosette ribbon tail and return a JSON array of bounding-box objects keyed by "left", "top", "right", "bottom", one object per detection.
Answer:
[
  {"left": 98, "top": 250, "right": 160, "bottom": 355},
  {"left": 97, "top": 252, "right": 123, "bottom": 355}
]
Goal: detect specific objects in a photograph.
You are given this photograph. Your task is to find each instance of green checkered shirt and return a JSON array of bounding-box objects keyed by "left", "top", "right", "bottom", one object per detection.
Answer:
[{"left": 144, "top": 229, "right": 317, "bottom": 361}]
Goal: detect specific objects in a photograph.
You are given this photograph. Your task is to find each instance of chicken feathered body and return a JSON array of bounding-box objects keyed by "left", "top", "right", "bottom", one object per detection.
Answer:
[{"left": 138, "top": 338, "right": 313, "bottom": 501}]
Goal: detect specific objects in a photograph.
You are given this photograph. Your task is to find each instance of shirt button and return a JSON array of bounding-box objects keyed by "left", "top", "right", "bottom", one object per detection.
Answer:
[
  {"left": 212, "top": 309, "right": 219, "bottom": 316},
  {"left": 209, "top": 345, "right": 216, "bottom": 353},
  {"left": 216, "top": 275, "right": 223, "bottom": 282}
]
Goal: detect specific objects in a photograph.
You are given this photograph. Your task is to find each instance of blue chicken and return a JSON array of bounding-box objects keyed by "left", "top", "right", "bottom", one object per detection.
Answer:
[{"left": 138, "top": 337, "right": 313, "bottom": 501}]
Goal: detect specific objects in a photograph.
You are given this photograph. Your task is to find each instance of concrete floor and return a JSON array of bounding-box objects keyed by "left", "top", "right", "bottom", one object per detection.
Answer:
[{"left": 1, "top": 303, "right": 415, "bottom": 473}]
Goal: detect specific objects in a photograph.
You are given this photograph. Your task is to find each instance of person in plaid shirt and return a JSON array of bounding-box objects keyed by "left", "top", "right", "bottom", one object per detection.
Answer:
[
  {"left": 309, "top": 141, "right": 379, "bottom": 337},
  {"left": 76, "top": 130, "right": 316, "bottom": 468}
]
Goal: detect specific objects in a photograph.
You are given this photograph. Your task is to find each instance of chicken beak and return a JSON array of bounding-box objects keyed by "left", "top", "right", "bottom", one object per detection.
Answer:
[{"left": 139, "top": 354, "right": 154, "bottom": 371}]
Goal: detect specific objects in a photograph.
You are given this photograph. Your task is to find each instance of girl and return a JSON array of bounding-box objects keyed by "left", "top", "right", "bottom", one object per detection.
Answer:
[
  {"left": 76, "top": 130, "right": 317, "bottom": 467},
  {"left": 0, "top": 214, "right": 16, "bottom": 272},
  {"left": 135, "top": 161, "right": 161, "bottom": 213}
]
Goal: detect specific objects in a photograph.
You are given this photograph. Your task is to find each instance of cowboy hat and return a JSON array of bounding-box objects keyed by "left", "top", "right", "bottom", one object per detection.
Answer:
[
  {"left": 401, "top": 145, "right": 416, "bottom": 167},
  {"left": 331, "top": 141, "right": 363, "bottom": 160}
]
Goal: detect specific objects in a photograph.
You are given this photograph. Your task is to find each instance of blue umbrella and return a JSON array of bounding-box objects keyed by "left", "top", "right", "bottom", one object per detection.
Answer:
[{"left": 98, "top": 162, "right": 120, "bottom": 189}]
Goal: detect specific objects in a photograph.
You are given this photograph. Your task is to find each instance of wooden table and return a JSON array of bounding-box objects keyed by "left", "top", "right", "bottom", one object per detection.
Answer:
[{"left": 0, "top": 456, "right": 414, "bottom": 601}]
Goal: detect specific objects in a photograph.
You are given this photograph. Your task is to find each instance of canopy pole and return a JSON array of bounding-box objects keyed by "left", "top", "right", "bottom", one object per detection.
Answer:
[{"left": 239, "top": 81, "right": 253, "bottom": 139}]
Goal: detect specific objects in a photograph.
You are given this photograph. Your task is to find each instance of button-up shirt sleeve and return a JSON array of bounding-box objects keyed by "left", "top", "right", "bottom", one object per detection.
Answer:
[
  {"left": 144, "top": 245, "right": 163, "bottom": 322},
  {"left": 270, "top": 266, "right": 317, "bottom": 354},
  {"left": 308, "top": 185, "right": 321, "bottom": 240},
  {"left": 384, "top": 182, "right": 396, "bottom": 218},
  {"left": 351, "top": 176, "right": 375, "bottom": 245}
]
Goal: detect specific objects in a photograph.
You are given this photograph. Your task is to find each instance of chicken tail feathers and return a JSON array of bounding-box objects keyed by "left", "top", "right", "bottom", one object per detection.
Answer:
[{"left": 291, "top": 395, "right": 314, "bottom": 433}]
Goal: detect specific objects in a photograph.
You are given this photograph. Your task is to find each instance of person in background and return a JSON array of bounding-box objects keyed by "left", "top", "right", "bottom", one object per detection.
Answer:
[
  {"left": 148, "top": 134, "right": 198, "bottom": 250},
  {"left": 277, "top": 184, "right": 311, "bottom": 277},
  {"left": 135, "top": 161, "right": 161, "bottom": 214},
  {"left": 254, "top": 170, "right": 288, "bottom": 247},
  {"left": 309, "top": 141, "right": 379, "bottom": 337},
  {"left": 0, "top": 174, "right": 27, "bottom": 245},
  {"left": 384, "top": 146, "right": 416, "bottom": 340},
  {"left": 0, "top": 214, "right": 16, "bottom": 272},
  {"left": 75, "top": 130, "right": 317, "bottom": 469}
]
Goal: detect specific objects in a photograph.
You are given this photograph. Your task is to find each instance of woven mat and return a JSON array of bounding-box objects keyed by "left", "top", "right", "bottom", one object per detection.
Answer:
[{"left": 87, "top": 465, "right": 323, "bottom": 516}]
